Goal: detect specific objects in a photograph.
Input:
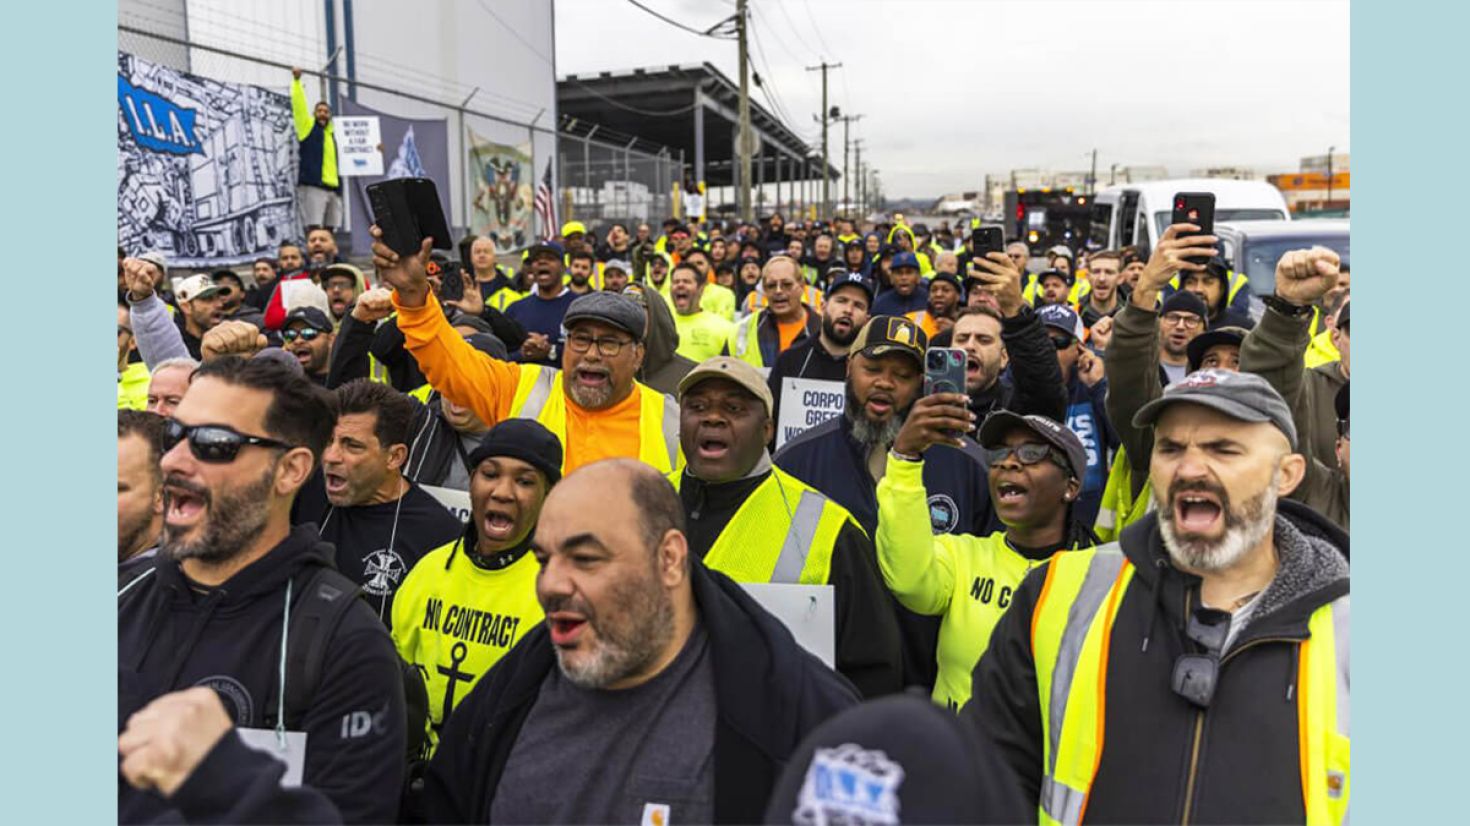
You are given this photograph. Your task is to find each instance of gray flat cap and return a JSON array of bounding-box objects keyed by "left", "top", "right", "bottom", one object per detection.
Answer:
[{"left": 562, "top": 291, "right": 647, "bottom": 342}]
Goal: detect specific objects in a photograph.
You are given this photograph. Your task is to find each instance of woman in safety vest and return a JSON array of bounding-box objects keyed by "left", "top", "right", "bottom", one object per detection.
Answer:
[{"left": 876, "top": 405, "right": 1096, "bottom": 711}]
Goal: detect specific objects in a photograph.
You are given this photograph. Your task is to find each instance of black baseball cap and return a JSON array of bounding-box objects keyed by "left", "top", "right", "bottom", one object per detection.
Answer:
[
  {"left": 979, "top": 411, "right": 1089, "bottom": 482},
  {"left": 1037, "top": 268, "right": 1074, "bottom": 288},
  {"left": 284, "top": 306, "right": 333, "bottom": 333},
  {"left": 1186, "top": 326, "right": 1248, "bottom": 373},
  {"left": 826, "top": 272, "right": 875, "bottom": 305},
  {"left": 851, "top": 316, "right": 927, "bottom": 368},
  {"left": 1134, "top": 369, "right": 1298, "bottom": 449},
  {"left": 929, "top": 271, "right": 966, "bottom": 302}
]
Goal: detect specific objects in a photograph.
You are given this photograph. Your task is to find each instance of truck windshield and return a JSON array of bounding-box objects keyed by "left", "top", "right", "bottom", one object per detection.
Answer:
[
  {"left": 1153, "top": 209, "right": 1287, "bottom": 237},
  {"left": 1237, "top": 235, "right": 1350, "bottom": 295}
]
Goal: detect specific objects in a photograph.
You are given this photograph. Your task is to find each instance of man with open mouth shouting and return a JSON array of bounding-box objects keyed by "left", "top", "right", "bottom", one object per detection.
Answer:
[
  {"left": 964, "top": 370, "right": 1349, "bottom": 825},
  {"left": 373, "top": 228, "right": 681, "bottom": 475}
]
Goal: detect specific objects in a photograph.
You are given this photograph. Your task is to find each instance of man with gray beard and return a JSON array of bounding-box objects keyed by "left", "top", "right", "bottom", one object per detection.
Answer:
[
  {"left": 117, "top": 356, "right": 408, "bottom": 824},
  {"left": 963, "top": 370, "right": 1350, "bottom": 823},
  {"left": 775, "top": 316, "right": 994, "bottom": 691},
  {"left": 414, "top": 459, "right": 857, "bottom": 824}
]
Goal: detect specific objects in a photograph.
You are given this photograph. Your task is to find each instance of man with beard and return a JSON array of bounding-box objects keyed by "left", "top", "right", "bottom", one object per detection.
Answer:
[
  {"left": 566, "top": 249, "right": 596, "bottom": 296},
  {"left": 292, "top": 380, "right": 462, "bottom": 624},
  {"left": 281, "top": 307, "right": 336, "bottom": 385},
  {"left": 871, "top": 252, "right": 929, "bottom": 317},
  {"left": 766, "top": 272, "right": 873, "bottom": 436},
  {"left": 598, "top": 222, "right": 632, "bottom": 263},
  {"left": 210, "top": 270, "right": 263, "bottom": 328},
  {"left": 907, "top": 271, "right": 964, "bottom": 338},
  {"left": 305, "top": 225, "right": 343, "bottom": 267},
  {"left": 244, "top": 257, "right": 281, "bottom": 311},
  {"left": 682, "top": 248, "right": 736, "bottom": 321},
  {"left": 117, "top": 356, "right": 406, "bottom": 824},
  {"left": 415, "top": 459, "right": 858, "bottom": 824},
  {"left": 170, "top": 275, "right": 227, "bottom": 361},
  {"left": 672, "top": 357, "right": 903, "bottom": 698},
  {"left": 963, "top": 370, "right": 1349, "bottom": 824},
  {"left": 321, "top": 263, "right": 365, "bottom": 325},
  {"left": 775, "top": 316, "right": 994, "bottom": 690},
  {"left": 118, "top": 410, "right": 167, "bottom": 566},
  {"left": 375, "top": 228, "right": 681, "bottom": 474},
  {"left": 669, "top": 263, "right": 737, "bottom": 362},
  {"left": 1078, "top": 249, "right": 1128, "bottom": 329},
  {"left": 392, "top": 420, "right": 562, "bottom": 756},
  {"left": 505, "top": 240, "right": 575, "bottom": 366}
]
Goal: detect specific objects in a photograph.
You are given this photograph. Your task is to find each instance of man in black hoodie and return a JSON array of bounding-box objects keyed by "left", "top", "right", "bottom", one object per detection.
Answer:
[
  {"left": 417, "top": 459, "right": 859, "bottom": 823},
  {"left": 292, "top": 380, "right": 463, "bottom": 625},
  {"left": 963, "top": 370, "right": 1349, "bottom": 823},
  {"left": 117, "top": 356, "right": 406, "bottom": 824}
]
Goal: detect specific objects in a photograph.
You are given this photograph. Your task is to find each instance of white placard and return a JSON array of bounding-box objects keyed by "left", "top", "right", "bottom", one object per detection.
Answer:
[
  {"left": 422, "top": 484, "right": 471, "bottom": 523},
  {"left": 236, "top": 728, "right": 308, "bottom": 788},
  {"left": 685, "top": 192, "right": 705, "bottom": 221},
  {"left": 335, "top": 116, "right": 383, "bottom": 177},
  {"left": 776, "top": 378, "right": 846, "bottom": 449},
  {"left": 739, "top": 583, "right": 835, "bottom": 668}
]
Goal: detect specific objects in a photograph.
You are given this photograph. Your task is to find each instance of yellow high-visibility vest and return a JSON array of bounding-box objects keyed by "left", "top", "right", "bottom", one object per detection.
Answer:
[
  {"left": 671, "top": 467, "right": 851, "bottom": 585},
  {"left": 1093, "top": 447, "right": 1154, "bottom": 544},
  {"left": 1030, "top": 546, "right": 1349, "bottom": 825},
  {"left": 507, "top": 365, "right": 681, "bottom": 474},
  {"left": 118, "top": 361, "right": 151, "bottom": 411}
]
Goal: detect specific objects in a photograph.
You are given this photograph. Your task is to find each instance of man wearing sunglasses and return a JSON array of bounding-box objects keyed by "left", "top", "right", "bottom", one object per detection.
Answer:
[
  {"left": 963, "top": 370, "right": 1349, "bottom": 825},
  {"left": 1037, "top": 304, "right": 1117, "bottom": 528},
  {"left": 118, "top": 356, "right": 407, "bottom": 824},
  {"left": 879, "top": 408, "right": 1096, "bottom": 713},
  {"left": 373, "top": 229, "right": 681, "bottom": 476},
  {"left": 282, "top": 307, "right": 335, "bottom": 385}
]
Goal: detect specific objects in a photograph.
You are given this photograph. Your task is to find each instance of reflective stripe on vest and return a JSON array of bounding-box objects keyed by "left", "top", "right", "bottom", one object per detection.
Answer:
[
  {"left": 1032, "top": 548, "right": 1349, "bottom": 826},
  {"left": 672, "top": 469, "right": 844, "bottom": 584},
  {"left": 1031, "top": 545, "right": 1132, "bottom": 826},
  {"left": 1093, "top": 447, "right": 1154, "bottom": 544},
  {"left": 408, "top": 383, "right": 433, "bottom": 404},
  {"left": 1166, "top": 271, "right": 1249, "bottom": 304},
  {"left": 509, "top": 366, "right": 680, "bottom": 473},
  {"left": 736, "top": 313, "right": 759, "bottom": 362},
  {"left": 368, "top": 354, "right": 391, "bottom": 385}
]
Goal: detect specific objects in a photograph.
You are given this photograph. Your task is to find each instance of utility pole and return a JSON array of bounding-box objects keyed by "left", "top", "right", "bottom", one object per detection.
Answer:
[
  {"left": 736, "top": 0, "right": 753, "bottom": 222},
  {"left": 853, "top": 139, "right": 864, "bottom": 218},
  {"left": 806, "top": 60, "right": 841, "bottom": 220},
  {"left": 1326, "top": 145, "right": 1335, "bottom": 209},
  {"left": 1110, "top": 162, "right": 1119, "bottom": 186},
  {"left": 1088, "top": 148, "right": 1098, "bottom": 195},
  {"left": 839, "top": 114, "right": 863, "bottom": 217}
]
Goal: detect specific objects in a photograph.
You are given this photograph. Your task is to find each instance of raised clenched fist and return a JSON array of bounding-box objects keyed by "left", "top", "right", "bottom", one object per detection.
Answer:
[
  {"left": 352, "top": 287, "right": 396, "bottom": 323},
  {"left": 122, "top": 258, "right": 160, "bottom": 302},
  {"left": 1274, "top": 246, "right": 1341, "bottom": 306},
  {"left": 1089, "top": 315, "right": 1115, "bottom": 352},
  {"left": 201, "top": 320, "right": 268, "bottom": 362},
  {"left": 119, "top": 687, "right": 233, "bottom": 798}
]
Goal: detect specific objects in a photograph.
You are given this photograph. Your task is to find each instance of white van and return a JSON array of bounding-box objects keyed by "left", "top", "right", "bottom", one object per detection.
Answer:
[{"left": 1088, "top": 179, "right": 1290, "bottom": 257}]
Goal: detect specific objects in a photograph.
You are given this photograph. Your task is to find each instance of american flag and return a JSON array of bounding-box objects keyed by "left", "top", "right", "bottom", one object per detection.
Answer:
[{"left": 533, "top": 160, "right": 557, "bottom": 241}]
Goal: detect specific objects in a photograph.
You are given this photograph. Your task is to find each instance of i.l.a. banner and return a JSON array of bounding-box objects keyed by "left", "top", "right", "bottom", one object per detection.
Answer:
[{"left": 117, "top": 51, "right": 298, "bottom": 267}]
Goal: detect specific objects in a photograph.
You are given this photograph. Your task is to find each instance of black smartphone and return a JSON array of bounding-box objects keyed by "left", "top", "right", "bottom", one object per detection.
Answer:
[
  {"left": 970, "top": 226, "right": 1004, "bottom": 260},
  {"left": 458, "top": 236, "right": 477, "bottom": 272},
  {"left": 438, "top": 267, "right": 466, "bottom": 304},
  {"left": 367, "top": 178, "right": 453, "bottom": 257},
  {"left": 1171, "top": 192, "right": 1216, "bottom": 266},
  {"left": 924, "top": 347, "right": 968, "bottom": 396}
]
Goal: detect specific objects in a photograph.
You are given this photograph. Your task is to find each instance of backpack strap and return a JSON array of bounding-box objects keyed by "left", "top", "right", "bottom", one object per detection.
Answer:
[{"left": 278, "top": 567, "right": 363, "bottom": 729}]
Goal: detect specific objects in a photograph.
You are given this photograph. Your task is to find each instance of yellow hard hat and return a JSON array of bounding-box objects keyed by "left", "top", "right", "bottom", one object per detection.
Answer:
[{"left": 561, "top": 220, "right": 587, "bottom": 238}]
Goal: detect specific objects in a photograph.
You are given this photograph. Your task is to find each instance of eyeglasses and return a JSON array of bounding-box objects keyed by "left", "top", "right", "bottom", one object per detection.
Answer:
[
  {"left": 984, "top": 442, "right": 1065, "bottom": 468},
  {"left": 1162, "top": 312, "right": 1203, "bottom": 329},
  {"left": 1048, "top": 335, "right": 1075, "bottom": 350},
  {"left": 164, "top": 419, "right": 295, "bottom": 464},
  {"left": 282, "top": 328, "right": 324, "bottom": 343},
  {"left": 1172, "top": 607, "right": 1230, "bottom": 708},
  {"left": 566, "top": 332, "right": 634, "bottom": 356}
]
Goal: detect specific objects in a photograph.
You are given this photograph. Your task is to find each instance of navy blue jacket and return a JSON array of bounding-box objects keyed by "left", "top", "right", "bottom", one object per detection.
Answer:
[
  {"left": 1060, "top": 372, "right": 1119, "bottom": 528},
  {"left": 870, "top": 283, "right": 929, "bottom": 317}
]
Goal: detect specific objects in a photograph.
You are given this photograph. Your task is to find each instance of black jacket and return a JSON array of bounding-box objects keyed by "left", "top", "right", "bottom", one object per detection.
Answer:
[
  {"left": 765, "top": 337, "right": 849, "bottom": 449},
  {"left": 416, "top": 559, "right": 860, "bottom": 824},
  {"left": 328, "top": 311, "right": 526, "bottom": 393},
  {"left": 962, "top": 500, "right": 1349, "bottom": 824},
  {"left": 965, "top": 305, "right": 1069, "bottom": 434},
  {"left": 117, "top": 526, "right": 407, "bottom": 824},
  {"left": 678, "top": 468, "right": 904, "bottom": 698}
]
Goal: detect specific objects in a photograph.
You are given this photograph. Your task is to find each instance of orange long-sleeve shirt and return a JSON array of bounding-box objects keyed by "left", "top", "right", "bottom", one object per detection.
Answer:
[{"left": 392, "top": 291, "right": 650, "bottom": 473}]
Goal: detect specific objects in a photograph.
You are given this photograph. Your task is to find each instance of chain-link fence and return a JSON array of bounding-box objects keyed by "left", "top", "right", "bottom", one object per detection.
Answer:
[{"left": 117, "top": 3, "right": 681, "bottom": 248}]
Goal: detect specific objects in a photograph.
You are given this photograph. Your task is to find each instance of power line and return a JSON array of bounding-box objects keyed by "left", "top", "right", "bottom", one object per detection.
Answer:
[
  {"left": 474, "top": 0, "right": 554, "bottom": 65},
  {"left": 568, "top": 78, "right": 704, "bottom": 117},
  {"left": 800, "top": 0, "right": 836, "bottom": 61},
  {"left": 623, "top": 0, "right": 737, "bottom": 39}
]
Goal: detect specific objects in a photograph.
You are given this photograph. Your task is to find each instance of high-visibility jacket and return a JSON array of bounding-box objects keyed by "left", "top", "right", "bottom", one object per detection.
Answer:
[
  {"left": 733, "top": 307, "right": 818, "bottom": 369},
  {"left": 390, "top": 535, "right": 542, "bottom": 756},
  {"left": 508, "top": 365, "right": 682, "bottom": 474},
  {"left": 876, "top": 456, "right": 1089, "bottom": 711},
  {"left": 1167, "top": 269, "right": 1250, "bottom": 310},
  {"left": 1030, "top": 545, "right": 1349, "bottom": 826},
  {"left": 670, "top": 467, "right": 849, "bottom": 586},
  {"left": 741, "top": 285, "right": 823, "bottom": 317},
  {"left": 905, "top": 309, "right": 942, "bottom": 340},
  {"left": 118, "top": 361, "right": 150, "bottom": 411},
  {"left": 701, "top": 282, "right": 737, "bottom": 322},
  {"left": 1024, "top": 273, "right": 1090, "bottom": 307},
  {"left": 1304, "top": 327, "right": 1341, "bottom": 369},
  {"left": 672, "top": 310, "right": 737, "bottom": 363},
  {"left": 1092, "top": 447, "right": 1153, "bottom": 544},
  {"left": 290, "top": 77, "right": 338, "bottom": 190}
]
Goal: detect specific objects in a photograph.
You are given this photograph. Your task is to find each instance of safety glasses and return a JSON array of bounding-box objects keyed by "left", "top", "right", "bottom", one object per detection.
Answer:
[
  {"left": 164, "top": 419, "right": 294, "bottom": 464},
  {"left": 281, "top": 328, "right": 323, "bottom": 343},
  {"left": 1048, "top": 335, "right": 1075, "bottom": 351},
  {"left": 1172, "top": 608, "right": 1231, "bottom": 708},
  {"left": 984, "top": 442, "right": 1064, "bottom": 468}
]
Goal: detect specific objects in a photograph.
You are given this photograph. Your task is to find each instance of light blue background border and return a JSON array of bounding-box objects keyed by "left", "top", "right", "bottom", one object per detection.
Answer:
[{"left": 6, "top": 1, "right": 116, "bottom": 819}]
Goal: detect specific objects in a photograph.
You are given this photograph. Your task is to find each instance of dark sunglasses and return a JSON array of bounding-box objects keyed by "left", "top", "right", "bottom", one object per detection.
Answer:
[
  {"left": 1172, "top": 607, "right": 1231, "bottom": 708},
  {"left": 281, "top": 328, "right": 324, "bottom": 343},
  {"left": 1048, "top": 335, "right": 1076, "bottom": 350},
  {"left": 984, "top": 442, "right": 1063, "bottom": 467},
  {"left": 164, "top": 419, "right": 294, "bottom": 464}
]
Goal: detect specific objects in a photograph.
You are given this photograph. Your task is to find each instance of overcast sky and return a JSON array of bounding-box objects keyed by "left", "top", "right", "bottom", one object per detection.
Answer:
[{"left": 555, "top": 0, "right": 1349, "bottom": 199}]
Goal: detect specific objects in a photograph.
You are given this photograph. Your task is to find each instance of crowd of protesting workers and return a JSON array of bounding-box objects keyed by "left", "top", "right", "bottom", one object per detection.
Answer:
[{"left": 115, "top": 67, "right": 1348, "bottom": 826}]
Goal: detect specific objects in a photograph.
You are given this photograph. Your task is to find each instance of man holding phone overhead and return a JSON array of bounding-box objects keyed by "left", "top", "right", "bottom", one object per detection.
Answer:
[{"left": 368, "top": 190, "right": 681, "bottom": 476}]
